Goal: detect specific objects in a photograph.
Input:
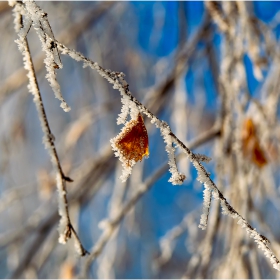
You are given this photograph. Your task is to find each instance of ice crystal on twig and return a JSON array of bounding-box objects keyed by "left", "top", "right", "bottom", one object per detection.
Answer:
[
  {"left": 22, "top": 0, "right": 70, "bottom": 112},
  {"left": 195, "top": 153, "right": 212, "bottom": 163},
  {"left": 117, "top": 95, "right": 140, "bottom": 125},
  {"left": 198, "top": 185, "right": 212, "bottom": 230},
  {"left": 160, "top": 123, "right": 186, "bottom": 185},
  {"left": 191, "top": 160, "right": 213, "bottom": 229}
]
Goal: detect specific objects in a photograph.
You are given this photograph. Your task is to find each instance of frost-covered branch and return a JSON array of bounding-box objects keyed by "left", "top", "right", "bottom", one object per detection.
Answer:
[
  {"left": 20, "top": 0, "right": 70, "bottom": 112},
  {"left": 160, "top": 125, "right": 186, "bottom": 185},
  {"left": 9, "top": 1, "right": 87, "bottom": 256},
  {"left": 0, "top": 2, "right": 114, "bottom": 105},
  {"left": 54, "top": 40, "right": 280, "bottom": 273},
  {"left": 79, "top": 125, "right": 221, "bottom": 277}
]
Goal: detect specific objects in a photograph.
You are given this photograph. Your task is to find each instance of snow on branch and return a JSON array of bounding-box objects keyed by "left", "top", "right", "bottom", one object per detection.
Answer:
[
  {"left": 10, "top": 1, "right": 87, "bottom": 256},
  {"left": 53, "top": 41, "right": 280, "bottom": 272},
  {"left": 21, "top": 0, "right": 70, "bottom": 112},
  {"left": 160, "top": 124, "right": 186, "bottom": 185},
  {"left": 198, "top": 185, "right": 212, "bottom": 230}
]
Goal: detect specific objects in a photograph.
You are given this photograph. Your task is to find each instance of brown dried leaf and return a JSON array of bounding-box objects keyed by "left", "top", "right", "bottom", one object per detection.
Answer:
[{"left": 113, "top": 113, "right": 149, "bottom": 167}]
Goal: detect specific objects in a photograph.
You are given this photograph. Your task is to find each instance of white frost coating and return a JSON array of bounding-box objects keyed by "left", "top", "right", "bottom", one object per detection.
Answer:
[
  {"left": 195, "top": 153, "right": 212, "bottom": 163},
  {"left": 110, "top": 138, "right": 134, "bottom": 183},
  {"left": 191, "top": 160, "right": 213, "bottom": 230},
  {"left": 56, "top": 173, "right": 68, "bottom": 244},
  {"left": 198, "top": 185, "right": 211, "bottom": 230},
  {"left": 9, "top": 1, "right": 25, "bottom": 33},
  {"left": 23, "top": 0, "right": 62, "bottom": 68},
  {"left": 117, "top": 97, "right": 130, "bottom": 124},
  {"left": 18, "top": 17, "right": 32, "bottom": 38},
  {"left": 160, "top": 125, "right": 186, "bottom": 185},
  {"left": 129, "top": 99, "right": 140, "bottom": 120},
  {"left": 117, "top": 95, "right": 139, "bottom": 125},
  {"left": 22, "top": 1, "right": 71, "bottom": 112},
  {"left": 212, "top": 189, "right": 219, "bottom": 199},
  {"left": 192, "top": 160, "right": 210, "bottom": 185},
  {"left": 13, "top": 3, "right": 72, "bottom": 248},
  {"left": 15, "top": 39, "right": 49, "bottom": 144},
  {"left": 220, "top": 199, "right": 231, "bottom": 216},
  {"left": 120, "top": 165, "right": 133, "bottom": 182},
  {"left": 15, "top": 36, "right": 69, "bottom": 244},
  {"left": 150, "top": 116, "right": 161, "bottom": 128},
  {"left": 73, "top": 236, "right": 85, "bottom": 256},
  {"left": 43, "top": 37, "right": 70, "bottom": 112}
]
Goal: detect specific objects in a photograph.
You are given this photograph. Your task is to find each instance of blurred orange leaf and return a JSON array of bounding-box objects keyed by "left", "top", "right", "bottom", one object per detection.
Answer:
[
  {"left": 241, "top": 118, "right": 267, "bottom": 168},
  {"left": 59, "top": 261, "right": 75, "bottom": 279}
]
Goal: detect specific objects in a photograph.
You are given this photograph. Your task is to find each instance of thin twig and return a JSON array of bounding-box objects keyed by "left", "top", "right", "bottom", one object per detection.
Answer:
[{"left": 10, "top": 1, "right": 87, "bottom": 256}]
